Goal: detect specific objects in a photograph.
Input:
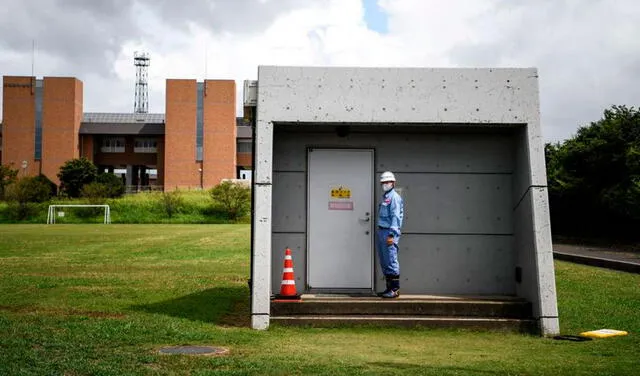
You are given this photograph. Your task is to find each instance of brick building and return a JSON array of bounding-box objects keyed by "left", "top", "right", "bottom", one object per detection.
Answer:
[{"left": 0, "top": 76, "right": 253, "bottom": 190}]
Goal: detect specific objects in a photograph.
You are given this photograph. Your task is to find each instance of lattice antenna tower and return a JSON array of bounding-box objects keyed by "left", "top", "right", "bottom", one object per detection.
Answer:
[{"left": 134, "top": 51, "right": 150, "bottom": 113}]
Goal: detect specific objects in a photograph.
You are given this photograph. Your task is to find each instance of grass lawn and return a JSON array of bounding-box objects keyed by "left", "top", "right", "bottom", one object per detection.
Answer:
[{"left": 0, "top": 225, "right": 638, "bottom": 375}]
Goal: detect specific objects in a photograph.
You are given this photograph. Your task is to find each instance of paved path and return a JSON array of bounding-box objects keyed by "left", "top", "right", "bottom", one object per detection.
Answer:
[{"left": 553, "top": 244, "right": 640, "bottom": 273}]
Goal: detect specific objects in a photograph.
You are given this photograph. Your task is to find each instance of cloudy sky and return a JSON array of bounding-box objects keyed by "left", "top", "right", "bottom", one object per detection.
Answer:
[{"left": 1, "top": 0, "right": 638, "bottom": 141}]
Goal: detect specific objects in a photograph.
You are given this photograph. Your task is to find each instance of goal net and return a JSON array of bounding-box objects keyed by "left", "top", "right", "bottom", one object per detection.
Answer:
[{"left": 46, "top": 205, "right": 111, "bottom": 224}]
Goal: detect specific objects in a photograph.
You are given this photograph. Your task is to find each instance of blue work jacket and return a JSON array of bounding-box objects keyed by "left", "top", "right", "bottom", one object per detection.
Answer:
[{"left": 377, "top": 188, "right": 404, "bottom": 235}]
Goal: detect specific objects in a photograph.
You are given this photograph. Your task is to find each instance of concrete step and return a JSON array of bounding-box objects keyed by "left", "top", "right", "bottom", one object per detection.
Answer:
[
  {"left": 271, "top": 315, "right": 536, "bottom": 332},
  {"left": 271, "top": 297, "right": 532, "bottom": 319}
]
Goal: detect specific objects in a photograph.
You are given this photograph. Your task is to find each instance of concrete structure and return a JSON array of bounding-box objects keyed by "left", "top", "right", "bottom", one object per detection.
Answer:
[
  {"left": 248, "top": 66, "right": 559, "bottom": 335},
  {"left": 1, "top": 76, "right": 252, "bottom": 189}
]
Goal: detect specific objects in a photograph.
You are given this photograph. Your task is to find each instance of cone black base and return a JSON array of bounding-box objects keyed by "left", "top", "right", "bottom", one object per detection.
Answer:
[{"left": 274, "top": 294, "right": 301, "bottom": 300}]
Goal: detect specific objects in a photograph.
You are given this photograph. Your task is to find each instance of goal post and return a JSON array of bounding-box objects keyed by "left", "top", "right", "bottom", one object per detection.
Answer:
[{"left": 46, "top": 205, "right": 111, "bottom": 224}]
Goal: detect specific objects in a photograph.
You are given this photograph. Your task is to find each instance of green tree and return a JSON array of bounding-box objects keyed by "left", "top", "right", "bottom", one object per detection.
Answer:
[
  {"left": 5, "top": 176, "right": 52, "bottom": 220},
  {"left": 35, "top": 174, "right": 58, "bottom": 197},
  {"left": 210, "top": 181, "right": 251, "bottom": 220},
  {"left": 546, "top": 105, "right": 640, "bottom": 238},
  {"left": 0, "top": 165, "right": 19, "bottom": 200},
  {"left": 96, "top": 173, "right": 125, "bottom": 198},
  {"left": 81, "top": 182, "right": 110, "bottom": 203},
  {"left": 57, "top": 158, "right": 98, "bottom": 198}
]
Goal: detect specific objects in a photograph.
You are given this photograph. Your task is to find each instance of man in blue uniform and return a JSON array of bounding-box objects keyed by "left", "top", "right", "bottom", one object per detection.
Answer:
[{"left": 377, "top": 171, "right": 404, "bottom": 298}]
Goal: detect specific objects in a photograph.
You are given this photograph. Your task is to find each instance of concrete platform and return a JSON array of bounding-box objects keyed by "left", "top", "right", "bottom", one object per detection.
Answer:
[
  {"left": 271, "top": 315, "right": 536, "bottom": 331},
  {"left": 271, "top": 294, "right": 535, "bottom": 332}
]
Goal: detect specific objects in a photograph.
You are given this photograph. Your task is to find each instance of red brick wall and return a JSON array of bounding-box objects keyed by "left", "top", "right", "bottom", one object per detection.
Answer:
[
  {"left": 81, "top": 135, "right": 93, "bottom": 161},
  {"left": 42, "top": 77, "right": 82, "bottom": 184},
  {"left": 1, "top": 76, "right": 37, "bottom": 176},
  {"left": 164, "top": 79, "right": 200, "bottom": 190},
  {"left": 203, "top": 80, "right": 236, "bottom": 187}
]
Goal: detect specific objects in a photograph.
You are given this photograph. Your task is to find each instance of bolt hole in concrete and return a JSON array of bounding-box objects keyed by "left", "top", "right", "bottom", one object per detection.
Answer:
[{"left": 158, "top": 346, "right": 229, "bottom": 356}]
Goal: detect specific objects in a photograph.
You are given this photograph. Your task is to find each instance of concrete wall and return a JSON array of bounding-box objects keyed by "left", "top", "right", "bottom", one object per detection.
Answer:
[
  {"left": 1, "top": 76, "right": 37, "bottom": 175},
  {"left": 42, "top": 77, "right": 83, "bottom": 184},
  {"left": 513, "top": 127, "right": 559, "bottom": 334},
  {"left": 251, "top": 66, "right": 558, "bottom": 335}
]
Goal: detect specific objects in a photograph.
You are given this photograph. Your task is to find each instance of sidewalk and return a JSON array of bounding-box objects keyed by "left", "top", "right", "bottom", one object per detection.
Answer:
[{"left": 553, "top": 244, "right": 640, "bottom": 273}]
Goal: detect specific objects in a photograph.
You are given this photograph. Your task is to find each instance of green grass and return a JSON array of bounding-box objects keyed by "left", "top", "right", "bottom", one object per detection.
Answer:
[
  {"left": 0, "top": 191, "right": 248, "bottom": 224},
  {"left": 0, "top": 225, "right": 638, "bottom": 375}
]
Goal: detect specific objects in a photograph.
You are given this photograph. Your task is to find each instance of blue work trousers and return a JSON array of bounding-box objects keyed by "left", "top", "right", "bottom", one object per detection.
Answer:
[{"left": 377, "top": 228, "right": 400, "bottom": 276}]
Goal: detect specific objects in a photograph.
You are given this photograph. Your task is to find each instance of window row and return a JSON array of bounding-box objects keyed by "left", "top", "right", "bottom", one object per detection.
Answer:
[{"left": 101, "top": 137, "right": 158, "bottom": 153}]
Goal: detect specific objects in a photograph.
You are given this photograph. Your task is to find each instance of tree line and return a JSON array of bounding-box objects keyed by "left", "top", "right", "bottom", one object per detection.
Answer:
[{"left": 546, "top": 105, "right": 640, "bottom": 241}]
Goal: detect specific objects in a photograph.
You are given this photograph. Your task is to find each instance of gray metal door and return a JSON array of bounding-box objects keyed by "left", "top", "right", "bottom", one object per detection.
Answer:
[{"left": 308, "top": 149, "right": 374, "bottom": 289}]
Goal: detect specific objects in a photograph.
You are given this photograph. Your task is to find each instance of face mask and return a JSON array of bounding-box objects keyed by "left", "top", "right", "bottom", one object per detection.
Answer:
[{"left": 382, "top": 183, "right": 393, "bottom": 192}]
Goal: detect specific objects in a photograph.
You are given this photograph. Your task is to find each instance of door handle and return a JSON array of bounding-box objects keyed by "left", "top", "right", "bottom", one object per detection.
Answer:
[{"left": 360, "top": 217, "right": 370, "bottom": 222}]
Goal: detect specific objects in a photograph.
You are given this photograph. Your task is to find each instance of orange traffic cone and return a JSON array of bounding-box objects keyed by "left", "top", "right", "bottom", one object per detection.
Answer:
[{"left": 276, "top": 248, "right": 300, "bottom": 300}]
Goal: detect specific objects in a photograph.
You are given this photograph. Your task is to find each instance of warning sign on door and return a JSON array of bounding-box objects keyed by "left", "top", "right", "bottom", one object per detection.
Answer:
[
  {"left": 329, "top": 201, "right": 354, "bottom": 210},
  {"left": 330, "top": 186, "right": 351, "bottom": 199}
]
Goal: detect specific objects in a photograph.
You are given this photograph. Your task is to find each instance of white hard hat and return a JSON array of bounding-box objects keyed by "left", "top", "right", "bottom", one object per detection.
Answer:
[{"left": 380, "top": 171, "right": 396, "bottom": 183}]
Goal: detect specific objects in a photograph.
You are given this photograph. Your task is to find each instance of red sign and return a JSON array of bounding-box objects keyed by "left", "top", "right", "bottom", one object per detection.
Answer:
[{"left": 328, "top": 201, "right": 354, "bottom": 211}]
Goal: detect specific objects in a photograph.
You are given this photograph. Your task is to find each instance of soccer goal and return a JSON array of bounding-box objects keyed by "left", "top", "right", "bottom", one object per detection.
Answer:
[{"left": 46, "top": 205, "right": 111, "bottom": 224}]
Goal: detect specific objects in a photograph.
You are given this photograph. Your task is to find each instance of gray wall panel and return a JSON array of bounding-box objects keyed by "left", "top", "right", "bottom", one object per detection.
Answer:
[
  {"left": 271, "top": 233, "right": 307, "bottom": 295},
  {"left": 275, "top": 131, "right": 515, "bottom": 174},
  {"left": 398, "top": 235, "right": 516, "bottom": 295},
  {"left": 376, "top": 133, "right": 514, "bottom": 173},
  {"left": 388, "top": 174, "right": 513, "bottom": 234},
  {"left": 272, "top": 172, "right": 306, "bottom": 233},
  {"left": 273, "top": 133, "right": 307, "bottom": 172}
]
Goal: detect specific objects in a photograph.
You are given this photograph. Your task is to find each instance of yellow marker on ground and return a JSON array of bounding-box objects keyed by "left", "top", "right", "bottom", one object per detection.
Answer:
[{"left": 580, "top": 329, "right": 628, "bottom": 338}]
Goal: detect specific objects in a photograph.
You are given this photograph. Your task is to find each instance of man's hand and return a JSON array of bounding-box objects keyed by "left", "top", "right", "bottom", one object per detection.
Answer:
[{"left": 386, "top": 235, "right": 394, "bottom": 245}]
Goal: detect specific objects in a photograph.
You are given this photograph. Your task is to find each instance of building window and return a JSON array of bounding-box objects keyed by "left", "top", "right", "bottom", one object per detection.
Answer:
[
  {"left": 237, "top": 140, "right": 252, "bottom": 153},
  {"left": 134, "top": 138, "right": 157, "bottom": 153},
  {"left": 34, "top": 79, "right": 43, "bottom": 160},
  {"left": 196, "top": 82, "right": 204, "bottom": 161},
  {"left": 101, "top": 137, "right": 125, "bottom": 153}
]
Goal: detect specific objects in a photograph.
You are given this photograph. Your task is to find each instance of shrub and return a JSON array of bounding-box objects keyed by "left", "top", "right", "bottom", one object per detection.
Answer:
[
  {"left": 0, "top": 165, "right": 19, "bottom": 200},
  {"left": 96, "top": 173, "right": 124, "bottom": 198},
  {"left": 161, "top": 190, "right": 184, "bottom": 219},
  {"left": 35, "top": 174, "right": 58, "bottom": 197},
  {"left": 58, "top": 158, "right": 98, "bottom": 198},
  {"left": 210, "top": 181, "right": 251, "bottom": 220},
  {"left": 5, "top": 177, "right": 52, "bottom": 220},
  {"left": 4, "top": 202, "right": 43, "bottom": 221},
  {"left": 73, "top": 182, "right": 105, "bottom": 218}
]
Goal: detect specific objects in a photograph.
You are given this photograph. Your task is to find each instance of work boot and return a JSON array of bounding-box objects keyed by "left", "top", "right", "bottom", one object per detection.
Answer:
[
  {"left": 377, "top": 275, "right": 392, "bottom": 297},
  {"left": 381, "top": 276, "right": 400, "bottom": 299}
]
